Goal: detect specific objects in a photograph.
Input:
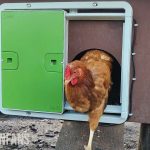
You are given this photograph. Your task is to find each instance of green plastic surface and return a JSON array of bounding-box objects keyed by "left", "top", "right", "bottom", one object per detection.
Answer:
[
  {"left": 2, "top": 10, "right": 65, "bottom": 113},
  {"left": 2, "top": 51, "right": 19, "bottom": 70}
]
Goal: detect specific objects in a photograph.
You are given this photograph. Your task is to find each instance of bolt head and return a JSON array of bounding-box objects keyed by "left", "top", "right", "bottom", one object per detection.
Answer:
[
  {"left": 93, "top": 2, "right": 98, "bottom": 7},
  {"left": 27, "top": 3, "right": 31, "bottom": 8}
]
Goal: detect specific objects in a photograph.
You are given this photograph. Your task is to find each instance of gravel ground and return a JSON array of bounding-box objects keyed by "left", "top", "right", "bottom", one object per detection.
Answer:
[
  {"left": 124, "top": 122, "right": 140, "bottom": 150},
  {"left": 0, "top": 115, "right": 140, "bottom": 150}
]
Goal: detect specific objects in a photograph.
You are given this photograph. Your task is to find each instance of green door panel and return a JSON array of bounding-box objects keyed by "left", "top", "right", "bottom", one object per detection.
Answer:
[{"left": 2, "top": 10, "right": 65, "bottom": 113}]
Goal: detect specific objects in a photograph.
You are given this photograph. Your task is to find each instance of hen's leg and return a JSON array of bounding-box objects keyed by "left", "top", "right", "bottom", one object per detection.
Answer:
[
  {"left": 84, "top": 101, "right": 106, "bottom": 150},
  {"left": 84, "top": 129, "right": 94, "bottom": 150}
]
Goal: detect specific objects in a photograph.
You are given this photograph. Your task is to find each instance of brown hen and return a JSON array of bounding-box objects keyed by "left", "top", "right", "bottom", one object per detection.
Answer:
[{"left": 64, "top": 50, "right": 112, "bottom": 150}]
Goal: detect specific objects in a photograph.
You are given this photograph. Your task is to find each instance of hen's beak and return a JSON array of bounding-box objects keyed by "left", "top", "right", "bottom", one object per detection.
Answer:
[
  {"left": 65, "top": 75, "right": 75, "bottom": 85},
  {"left": 65, "top": 79, "right": 71, "bottom": 85}
]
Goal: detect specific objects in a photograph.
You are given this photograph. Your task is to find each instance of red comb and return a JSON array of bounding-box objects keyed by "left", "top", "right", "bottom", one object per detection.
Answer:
[{"left": 65, "top": 65, "right": 71, "bottom": 80}]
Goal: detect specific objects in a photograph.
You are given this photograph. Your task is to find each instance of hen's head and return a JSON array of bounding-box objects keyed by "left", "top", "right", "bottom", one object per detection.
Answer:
[{"left": 65, "top": 60, "right": 87, "bottom": 86}]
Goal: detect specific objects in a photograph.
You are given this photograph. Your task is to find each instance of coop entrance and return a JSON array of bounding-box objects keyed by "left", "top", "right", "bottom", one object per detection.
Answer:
[{"left": 0, "top": 2, "right": 133, "bottom": 124}]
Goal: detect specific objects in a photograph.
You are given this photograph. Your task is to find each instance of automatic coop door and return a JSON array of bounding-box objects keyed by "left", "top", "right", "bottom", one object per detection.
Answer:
[
  {"left": 0, "top": 2, "right": 133, "bottom": 124},
  {"left": 1, "top": 10, "right": 65, "bottom": 113}
]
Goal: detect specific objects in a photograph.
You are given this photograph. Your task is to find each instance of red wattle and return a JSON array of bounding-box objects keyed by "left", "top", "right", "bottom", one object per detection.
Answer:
[{"left": 71, "top": 78, "right": 78, "bottom": 85}]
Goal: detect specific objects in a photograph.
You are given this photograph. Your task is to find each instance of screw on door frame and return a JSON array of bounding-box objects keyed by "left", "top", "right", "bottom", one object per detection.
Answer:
[
  {"left": 93, "top": 2, "right": 98, "bottom": 7},
  {"left": 27, "top": 3, "right": 31, "bottom": 8}
]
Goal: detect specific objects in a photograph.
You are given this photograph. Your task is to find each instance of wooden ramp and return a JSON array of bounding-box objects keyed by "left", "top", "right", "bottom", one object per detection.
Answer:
[{"left": 56, "top": 121, "right": 124, "bottom": 150}]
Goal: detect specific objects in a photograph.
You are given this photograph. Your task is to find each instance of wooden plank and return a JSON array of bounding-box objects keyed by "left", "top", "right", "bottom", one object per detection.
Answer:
[
  {"left": 56, "top": 121, "right": 124, "bottom": 150},
  {"left": 139, "top": 124, "right": 150, "bottom": 150}
]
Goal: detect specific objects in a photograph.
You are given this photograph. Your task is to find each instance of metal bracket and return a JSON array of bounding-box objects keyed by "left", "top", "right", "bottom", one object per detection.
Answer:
[
  {"left": 132, "top": 78, "right": 137, "bottom": 81},
  {"left": 134, "top": 23, "right": 139, "bottom": 27},
  {"left": 129, "top": 113, "right": 133, "bottom": 117},
  {"left": 132, "top": 52, "right": 136, "bottom": 56}
]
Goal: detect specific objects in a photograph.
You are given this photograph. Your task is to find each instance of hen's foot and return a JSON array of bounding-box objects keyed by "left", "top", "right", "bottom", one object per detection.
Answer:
[{"left": 84, "top": 145, "right": 92, "bottom": 150}]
